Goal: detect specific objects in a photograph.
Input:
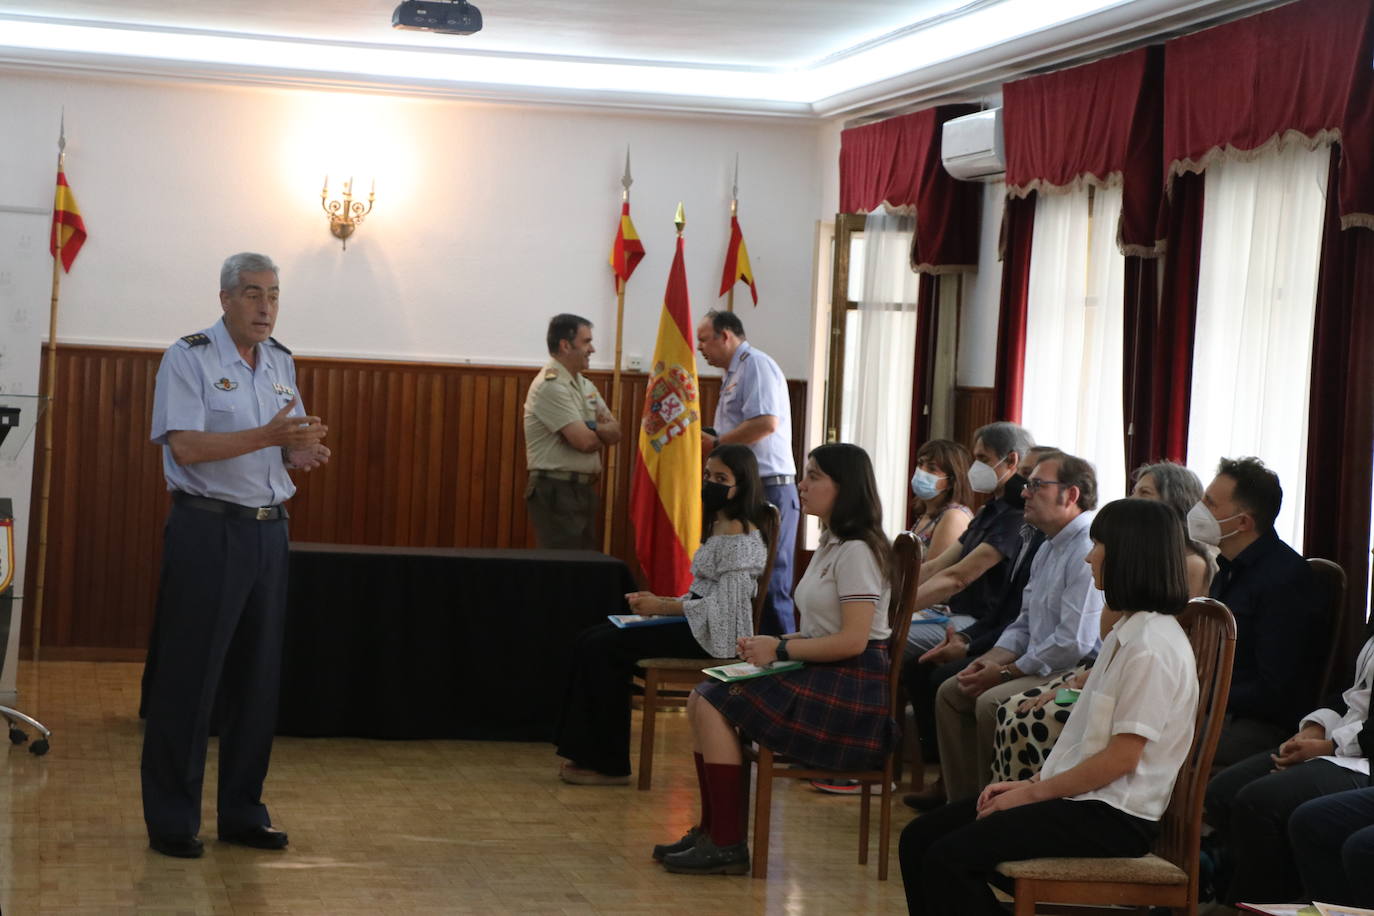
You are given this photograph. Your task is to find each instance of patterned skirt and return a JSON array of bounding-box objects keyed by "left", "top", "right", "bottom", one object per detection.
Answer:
[
  {"left": 989, "top": 668, "right": 1081, "bottom": 782},
  {"left": 696, "top": 641, "right": 897, "bottom": 772}
]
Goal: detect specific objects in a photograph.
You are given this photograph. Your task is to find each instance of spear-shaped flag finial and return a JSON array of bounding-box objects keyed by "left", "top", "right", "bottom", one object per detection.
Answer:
[
  {"left": 719, "top": 156, "right": 757, "bottom": 307},
  {"left": 610, "top": 146, "right": 644, "bottom": 283},
  {"left": 674, "top": 201, "right": 685, "bottom": 236}
]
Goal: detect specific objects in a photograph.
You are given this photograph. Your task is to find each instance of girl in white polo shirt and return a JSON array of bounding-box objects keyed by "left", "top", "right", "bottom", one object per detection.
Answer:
[{"left": 898, "top": 498, "right": 1199, "bottom": 916}]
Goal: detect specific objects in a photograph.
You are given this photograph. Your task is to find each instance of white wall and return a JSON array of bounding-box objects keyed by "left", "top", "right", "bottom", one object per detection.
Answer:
[{"left": 0, "top": 72, "right": 829, "bottom": 380}]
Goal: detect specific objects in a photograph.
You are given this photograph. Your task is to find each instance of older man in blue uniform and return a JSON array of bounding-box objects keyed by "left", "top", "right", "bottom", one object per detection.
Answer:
[
  {"left": 141, "top": 252, "right": 330, "bottom": 859},
  {"left": 696, "top": 309, "right": 797, "bottom": 635}
]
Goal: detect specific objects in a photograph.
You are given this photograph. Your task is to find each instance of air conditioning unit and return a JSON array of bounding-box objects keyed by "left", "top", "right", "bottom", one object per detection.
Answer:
[{"left": 941, "top": 108, "right": 1005, "bottom": 182}]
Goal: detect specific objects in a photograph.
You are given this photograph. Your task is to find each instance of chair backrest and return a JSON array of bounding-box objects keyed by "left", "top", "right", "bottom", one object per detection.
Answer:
[
  {"left": 1308, "top": 558, "right": 1348, "bottom": 700},
  {"left": 749, "top": 504, "right": 783, "bottom": 633},
  {"left": 884, "top": 532, "right": 921, "bottom": 718},
  {"left": 1155, "top": 598, "right": 1237, "bottom": 899}
]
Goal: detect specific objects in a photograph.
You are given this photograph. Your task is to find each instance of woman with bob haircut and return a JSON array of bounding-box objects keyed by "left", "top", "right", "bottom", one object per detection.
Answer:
[
  {"left": 555, "top": 444, "right": 771, "bottom": 786},
  {"left": 988, "top": 461, "right": 1215, "bottom": 783},
  {"left": 653, "top": 442, "right": 896, "bottom": 875},
  {"left": 899, "top": 498, "right": 1199, "bottom": 916}
]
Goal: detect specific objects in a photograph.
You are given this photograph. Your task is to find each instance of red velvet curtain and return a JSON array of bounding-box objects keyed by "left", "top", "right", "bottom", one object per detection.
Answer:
[
  {"left": 1163, "top": 0, "right": 1374, "bottom": 227},
  {"left": 992, "top": 195, "right": 1036, "bottom": 422},
  {"left": 1147, "top": 171, "right": 1206, "bottom": 465},
  {"left": 906, "top": 273, "right": 939, "bottom": 527},
  {"left": 1304, "top": 147, "right": 1374, "bottom": 675},
  {"left": 839, "top": 105, "right": 982, "bottom": 271},
  {"left": 1121, "top": 255, "right": 1159, "bottom": 473},
  {"left": 1003, "top": 46, "right": 1164, "bottom": 254}
]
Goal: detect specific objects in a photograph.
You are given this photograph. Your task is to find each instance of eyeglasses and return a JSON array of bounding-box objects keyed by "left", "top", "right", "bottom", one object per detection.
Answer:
[{"left": 1024, "top": 478, "right": 1072, "bottom": 494}]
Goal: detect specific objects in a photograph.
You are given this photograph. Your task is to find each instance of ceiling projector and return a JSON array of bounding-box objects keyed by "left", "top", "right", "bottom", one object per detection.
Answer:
[{"left": 392, "top": 0, "right": 483, "bottom": 35}]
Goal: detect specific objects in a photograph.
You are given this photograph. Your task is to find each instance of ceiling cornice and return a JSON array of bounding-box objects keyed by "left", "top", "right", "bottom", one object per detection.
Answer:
[{"left": 0, "top": 0, "right": 1294, "bottom": 120}]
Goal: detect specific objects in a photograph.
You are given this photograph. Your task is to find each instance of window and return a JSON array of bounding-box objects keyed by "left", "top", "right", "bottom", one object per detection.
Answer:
[
  {"left": 1185, "top": 143, "right": 1330, "bottom": 550},
  {"left": 1019, "top": 185, "right": 1127, "bottom": 502}
]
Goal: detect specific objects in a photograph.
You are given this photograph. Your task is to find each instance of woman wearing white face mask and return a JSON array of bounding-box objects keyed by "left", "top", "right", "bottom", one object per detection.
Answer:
[{"left": 909, "top": 439, "right": 975, "bottom": 560}]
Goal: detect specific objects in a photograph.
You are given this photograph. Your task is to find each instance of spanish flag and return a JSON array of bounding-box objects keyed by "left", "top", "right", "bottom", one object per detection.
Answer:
[
  {"left": 50, "top": 169, "right": 87, "bottom": 273},
  {"left": 609, "top": 201, "right": 645, "bottom": 284},
  {"left": 630, "top": 235, "right": 702, "bottom": 595},
  {"left": 718, "top": 215, "right": 758, "bottom": 305}
]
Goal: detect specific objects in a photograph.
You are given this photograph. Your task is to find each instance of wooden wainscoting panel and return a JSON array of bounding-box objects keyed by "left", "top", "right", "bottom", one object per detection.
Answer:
[
  {"left": 953, "top": 386, "right": 997, "bottom": 450},
  {"left": 24, "top": 345, "right": 806, "bottom": 657}
]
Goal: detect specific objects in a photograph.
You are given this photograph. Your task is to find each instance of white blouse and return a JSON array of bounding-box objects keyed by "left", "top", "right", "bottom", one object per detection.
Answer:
[
  {"left": 1302, "top": 634, "right": 1373, "bottom": 776},
  {"left": 1040, "top": 610, "right": 1198, "bottom": 822},
  {"left": 680, "top": 531, "right": 769, "bottom": 658}
]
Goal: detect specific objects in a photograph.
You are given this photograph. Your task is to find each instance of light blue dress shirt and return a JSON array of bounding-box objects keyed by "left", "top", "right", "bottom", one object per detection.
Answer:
[
  {"left": 151, "top": 317, "right": 304, "bottom": 507},
  {"left": 995, "top": 510, "right": 1104, "bottom": 676},
  {"left": 712, "top": 341, "right": 795, "bottom": 477}
]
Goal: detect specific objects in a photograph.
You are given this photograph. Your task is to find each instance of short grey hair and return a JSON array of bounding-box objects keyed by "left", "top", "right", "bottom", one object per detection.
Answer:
[
  {"left": 220, "top": 252, "right": 279, "bottom": 292},
  {"left": 1132, "top": 461, "right": 1204, "bottom": 523},
  {"left": 973, "top": 421, "right": 1034, "bottom": 463}
]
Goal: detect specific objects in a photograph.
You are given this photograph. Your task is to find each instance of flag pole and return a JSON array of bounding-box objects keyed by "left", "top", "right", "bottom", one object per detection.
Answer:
[
  {"left": 727, "top": 154, "right": 738, "bottom": 312},
  {"left": 602, "top": 148, "right": 633, "bottom": 553},
  {"left": 31, "top": 116, "right": 67, "bottom": 663}
]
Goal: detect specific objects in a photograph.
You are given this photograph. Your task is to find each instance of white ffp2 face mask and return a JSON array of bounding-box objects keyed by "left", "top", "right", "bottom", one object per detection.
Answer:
[
  {"left": 1187, "top": 501, "right": 1243, "bottom": 547},
  {"left": 968, "top": 460, "right": 1001, "bottom": 494}
]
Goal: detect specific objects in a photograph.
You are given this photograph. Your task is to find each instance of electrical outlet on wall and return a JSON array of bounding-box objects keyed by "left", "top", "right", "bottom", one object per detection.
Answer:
[{"left": 627, "top": 355, "right": 643, "bottom": 372}]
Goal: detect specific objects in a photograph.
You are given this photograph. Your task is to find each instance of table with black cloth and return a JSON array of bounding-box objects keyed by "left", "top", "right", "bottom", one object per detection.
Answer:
[{"left": 276, "top": 543, "right": 636, "bottom": 741}]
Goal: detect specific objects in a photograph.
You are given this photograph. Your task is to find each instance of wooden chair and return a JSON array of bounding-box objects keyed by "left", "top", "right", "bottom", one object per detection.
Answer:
[
  {"left": 633, "top": 505, "right": 780, "bottom": 791},
  {"left": 993, "top": 597, "right": 1237, "bottom": 916},
  {"left": 1307, "top": 558, "right": 1348, "bottom": 701},
  {"left": 744, "top": 530, "right": 921, "bottom": 880}
]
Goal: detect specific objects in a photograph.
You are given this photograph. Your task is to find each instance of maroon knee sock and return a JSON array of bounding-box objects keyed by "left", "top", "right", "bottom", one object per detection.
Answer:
[
  {"left": 694, "top": 752, "right": 712, "bottom": 833},
  {"left": 702, "top": 762, "right": 745, "bottom": 847}
]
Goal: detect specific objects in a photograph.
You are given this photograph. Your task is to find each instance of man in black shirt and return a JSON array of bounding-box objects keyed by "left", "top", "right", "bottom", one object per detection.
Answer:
[
  {"left": 1196, "top": 456, "right": 1322, "bottom": 765},
  {"left": 896, "top": 435, "right": 1051, "bottom": 809}
]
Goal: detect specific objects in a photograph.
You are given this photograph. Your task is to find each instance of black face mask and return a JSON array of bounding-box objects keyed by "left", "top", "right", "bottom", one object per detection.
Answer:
[{"left": 702, "top": 480, "right": 733, "bottom": 515}]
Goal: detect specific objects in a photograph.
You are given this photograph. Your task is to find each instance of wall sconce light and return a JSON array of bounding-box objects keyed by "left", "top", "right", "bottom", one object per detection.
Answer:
[{"left": 321, "top": 176, "right": 375, "bottom": 249}]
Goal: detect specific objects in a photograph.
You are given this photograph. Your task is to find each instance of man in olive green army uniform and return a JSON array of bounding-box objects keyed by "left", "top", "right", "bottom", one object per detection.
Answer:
[{"left": 523, "top": 313, "right": 622, "bottom": 549}]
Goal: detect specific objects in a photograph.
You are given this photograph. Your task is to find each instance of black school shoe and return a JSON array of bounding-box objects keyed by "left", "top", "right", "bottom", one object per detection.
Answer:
[
  {"left": 653, "top": 826, "right": 703, "bottom": 861},
  {"left": 218, "top": 825, "right": 289, "bottom": 850},
  {"left": 149, "top": 834, "right": 204, "bottom": 858},
  {"left": 662, "top": 836, "right": 749, "bottom": 875}
]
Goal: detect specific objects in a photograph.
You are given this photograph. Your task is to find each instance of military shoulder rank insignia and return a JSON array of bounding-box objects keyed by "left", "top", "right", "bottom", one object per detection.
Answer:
[
  {"left": 544, "top": 369, "right": 559, "bottom": 380},
  {"left": 180, "top": 333, "right": 211, "bottom": 347},
  {"left": 272, "top": 383, "right": 295, "bottom": 397},
  {"left": 268, "top": 337, "right": 292, "bottom": 354},
  {"left": 213, "top": 378, "right": 238, "bottom": 391}
]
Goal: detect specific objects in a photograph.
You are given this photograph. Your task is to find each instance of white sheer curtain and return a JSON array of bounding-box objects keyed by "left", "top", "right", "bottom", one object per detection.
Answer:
[
  {"left": 1186, "top": 143, "right": 1330, "bottom": 551},
  {"left": 1019, "top": 185, "right": 1127, "bottom": 502},
  {"left": 840, "top": 209, "right": 919, "bottom": 539}
]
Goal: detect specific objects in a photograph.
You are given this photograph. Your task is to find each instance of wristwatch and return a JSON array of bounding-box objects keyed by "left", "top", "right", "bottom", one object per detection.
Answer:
[
  {"left": 998, "top": 666, "right": 1015, "bottom": 682},
  {"left": 775, "top": 639, "right": 790, "bottom": 662}
]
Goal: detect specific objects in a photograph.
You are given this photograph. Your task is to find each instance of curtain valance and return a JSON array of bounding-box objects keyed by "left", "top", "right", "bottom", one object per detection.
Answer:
[
  {"left": 839, "top": 105, "right": 981, "bottom": 272},
  {"left": 1163, "top": 0, "right": 1374, "bottom": 228},
  {"left": 1003, "top": 48, "right": 1163, "bottom": 256}
]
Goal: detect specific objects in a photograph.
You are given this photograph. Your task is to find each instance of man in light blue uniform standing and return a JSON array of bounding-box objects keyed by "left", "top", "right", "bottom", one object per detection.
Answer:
[
  {"left": 696, "top": 309, "right": 797, "bottom": 635},
  {"left": 141, "top": 252, "right": 331, "bottom": 859}
]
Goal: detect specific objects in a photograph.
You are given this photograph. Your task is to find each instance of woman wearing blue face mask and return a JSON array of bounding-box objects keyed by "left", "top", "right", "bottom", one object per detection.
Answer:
[
  {"left": 554, "top": 444, "right": 772, "bottom": 786},
  {"left": 908, "top": 439, "right": 975, "bottom": 560}
]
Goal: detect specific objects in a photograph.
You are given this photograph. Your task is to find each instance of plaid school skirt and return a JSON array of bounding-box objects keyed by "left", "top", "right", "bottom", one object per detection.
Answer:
[{"left": 696, "top": 641, "right": 897, "bottom": 771}]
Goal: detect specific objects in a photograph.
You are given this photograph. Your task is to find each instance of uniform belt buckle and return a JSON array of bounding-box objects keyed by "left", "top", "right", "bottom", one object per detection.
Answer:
[{"left": 255, "top": 506, "right": 272, "bottom": 521}]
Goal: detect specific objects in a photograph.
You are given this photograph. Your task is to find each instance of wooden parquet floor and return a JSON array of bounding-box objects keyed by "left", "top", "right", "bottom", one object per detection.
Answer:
[{"left": 0, "top": 661, "right": 915, "bottom": 914}]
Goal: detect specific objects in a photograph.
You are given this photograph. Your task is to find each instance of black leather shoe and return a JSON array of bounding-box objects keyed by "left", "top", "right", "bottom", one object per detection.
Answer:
[
  {"left": 218, "top": 825, "right": 289, "bottom": 850},
  {"left": 903, "top": 777, "right": 947, "bottom": 812},
  {"left": 662, "top": 836, "right": 749, "bottom": 875},
  {"left": 149, "top": 834, "right": 204, "bottom": 858},
  {"left": 652, "top": 826, "right": 702, "bottom": 861}
]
